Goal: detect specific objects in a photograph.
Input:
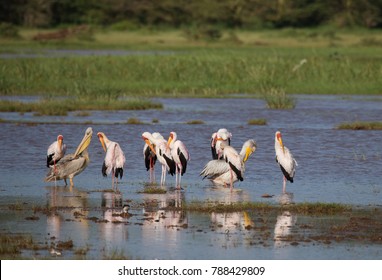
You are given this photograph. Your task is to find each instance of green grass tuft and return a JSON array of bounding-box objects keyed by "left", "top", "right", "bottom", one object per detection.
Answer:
[
  {"left": 247, "top": 118, "right": 267, "bottom": 125},
  {"left": 186, "top": 120, "right": 205, "bottom": 124},
  {"left": 126, "top": 117, "right": 145, "bottom": 124},
  {"left": 0, "top": 98, "right": 163, "bottom": 116},
  {"left": 138, "top": 186, "right": 167, "bottom": 194},
  {"left": 262, "top": 87, "right": 296, "bottom": 109},
  {"left": 336, "top": 121, "right": 382, "bottom": 130}
]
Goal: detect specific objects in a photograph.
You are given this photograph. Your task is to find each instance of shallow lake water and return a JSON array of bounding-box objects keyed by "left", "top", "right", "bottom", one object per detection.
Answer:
[{"left": 0, "top": 95, "right": 381, "bottom": 259}]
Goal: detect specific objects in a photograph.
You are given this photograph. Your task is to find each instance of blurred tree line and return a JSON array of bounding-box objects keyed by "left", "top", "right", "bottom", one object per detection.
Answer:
[{"left": 1, "top": 0, "right": 381, "bottom": 29}]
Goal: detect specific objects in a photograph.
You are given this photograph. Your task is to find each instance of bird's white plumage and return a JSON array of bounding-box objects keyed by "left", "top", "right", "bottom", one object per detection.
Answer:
[
  {"left": 142, "top": 132, "right": 175, "bottom": 186},
  {"left": 168, "top": 132, "right": 190, "bottom": 189},
  {"left": 45, "top": 127, "right": 93, "bottom": 186},
  {"left": 201, "top": 139, "right": 256, "bottom": 188},
  {"left": 211, "top": 128, "right": 232, "bottom": 159},
  {"left": 47, "top": 135, "right": 67, "bottom": 167},
  {"left": 143, "top": 132, "right": 163, "bottom": 178},
  {"left": 97, "top": 132, "right": 126, "bottom": 187},
  {"left": 275, "top": 131, "right": 297, "bottom": 193}
]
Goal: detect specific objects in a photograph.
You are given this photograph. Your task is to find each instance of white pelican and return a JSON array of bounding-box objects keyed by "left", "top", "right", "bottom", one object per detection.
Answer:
[
  {"left": 97, "top": 132, "right": 126, "bottom": 189},
  {"left": 167, "top": 131, "right": 190, "bottom": 189},
  {"left": 275, "top": 131, "right": 298, "bottom": 193},
  {"left": 200, "top": 139, "right": 257, "bottom": 190},
  {"left": 142, "top": 132, "right": 175, "bottom": 186},
  {"left": 45, "top": 127, "right": 93, "bottom": 187},
  {"left": 47, "top": 134, "right": 67, "bottom": 168},
  {"left": 143, "top": 132, "right": 164, "bottom": 183},
  {"left": 211, "top": 128, "right": 232, "bottom": 159}
]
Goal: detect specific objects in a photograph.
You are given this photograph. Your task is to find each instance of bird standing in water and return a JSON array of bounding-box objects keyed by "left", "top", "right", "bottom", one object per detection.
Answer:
[
  {"left": 167, "top": 131, "right": 190, "bottom": 189},
  {"left": 97, "top": 132, "right": 126, "bottom": 190},
  {"left": 274, "top": 131, "right": 298, "bottom": 193},
  {"left": 47, "top": 134, "right": 67, "bottom": 170},
  {"left": 201, "top": 139, "right": 257, "bottom": 191},
  {"left": 45, "top": 127, "right": 93, "bottom": 187},
  {"left": 211, "top": 128, "right": 232, "bottom": 160},
  {"left": 143, "top": 132, "right": 163, "bottom": 184},
  {"left": 142, "top": 132, "right": 175, "bottom": 186}
]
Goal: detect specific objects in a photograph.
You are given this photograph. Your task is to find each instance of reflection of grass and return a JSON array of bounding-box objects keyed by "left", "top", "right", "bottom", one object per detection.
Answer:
[
  {"left": 337, "top": 121, "right": 382, "bottom": 130},
  {"left": 247, "top": 118, "right": 267, "bottom": 125}
]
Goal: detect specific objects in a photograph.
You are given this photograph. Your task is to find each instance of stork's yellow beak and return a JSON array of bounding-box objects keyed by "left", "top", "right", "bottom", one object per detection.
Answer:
[
  {"left": 58, "top": 138, "right": 63, "bottom": 150},
  {"left": 278, "top": 138, "right": 285, "bottom": 154},
  {"left": 243, "top": 147, "right": 252, "bottom": 162},
  {"left": 74, "top": 127, "right": 93, "bottom": 157},
  {"left": 167, "top": 134, "right": 173, "bottom": 149},
  {"left": 144, "top": 138, "right": 156, "bottom": 154},
  {"left": 98, "top": 133, "right": 107, "bottom": 152}
]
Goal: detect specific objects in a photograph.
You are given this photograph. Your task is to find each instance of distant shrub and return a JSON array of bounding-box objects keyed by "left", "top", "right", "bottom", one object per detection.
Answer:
[
  {"left": 262, "top": 87, "right": 296, "bottom": 109},
  {"left": 337, "top": 121, "right": 382, "bottom": 130},
  {"left": 0, "top": 22, "right": 20, "bottom": 38},
  {"left": 126, "top": 117, "right": 144, "bottom": 124},
  {"left": 183, "top": 25, "right": 222, "bottom": 41},
  {"left": 109, "top": 20, "right": 140, "bottom": 31},
  {"left": 186, "top": 120, "right": 205, "bottom": 124},
  {"left": 248, "top": 119, "right": 267, "bottom": 125}
]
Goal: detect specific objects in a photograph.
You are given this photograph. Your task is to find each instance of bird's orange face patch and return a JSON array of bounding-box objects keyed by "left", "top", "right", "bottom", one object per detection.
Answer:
[{"left": 276, "top": 132, "right": 282, "bottom": 140}]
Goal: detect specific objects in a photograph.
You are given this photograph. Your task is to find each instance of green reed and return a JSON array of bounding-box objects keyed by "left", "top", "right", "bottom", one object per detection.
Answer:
[{"left": 0, "top": 46, "right": 381, "bottom": 100}]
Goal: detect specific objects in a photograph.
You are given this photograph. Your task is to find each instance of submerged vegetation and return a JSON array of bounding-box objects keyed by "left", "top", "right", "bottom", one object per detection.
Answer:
[{"left": 337, "top": 121, "right": 382, "bottom": 130}]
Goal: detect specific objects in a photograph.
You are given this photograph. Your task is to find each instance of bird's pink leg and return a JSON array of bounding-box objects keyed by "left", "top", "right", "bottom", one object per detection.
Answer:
[
  {"left": 112, "top": 170, "right": 115, "bottom": 191},
  {"left": 149, "top": 158, "right": 154, "bottom": 183},
  {"left": 178, "top": 168, "right": 182, "bottom": 189},
  {"left": 282, "top": 176, "right": 286, "bottom": 193},
  {"left": 230, "top": 169, "right": 233, "bottom": 192},
  {"left": 161, "top": 165, "right": 166, "bottom": 186}
]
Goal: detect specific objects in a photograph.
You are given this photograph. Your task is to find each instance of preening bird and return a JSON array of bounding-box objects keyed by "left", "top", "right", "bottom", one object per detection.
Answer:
[
  {"left": 45, "top": 127, "right": 93, "bottom": 187},
  {"left": 200, "top": 139, "right": 257, "bottom": 190},
  {"left": 97, "top": 132, "right": 126, "bottom": 189},
  {"left": 47, "top": 134, "right": 67, "bottom": 168},
  {"left": 211, "top": 128, "right": 232, "bottom": 160},
  {"left": 142, "top": 132, "right": 175, "bottom": 186},
  {"left": 143, "top": 132, "right": 164, "bottom": 183},
  {"left": 275, "top": 131, "right": 298, "bottom": 193},
  {"left": 167, "top": 131, "right": 190, "bottom": 189}
]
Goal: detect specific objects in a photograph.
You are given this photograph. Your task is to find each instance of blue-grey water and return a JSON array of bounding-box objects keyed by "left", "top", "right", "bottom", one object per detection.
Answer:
[{"left": 0, "top": 95, "right": 381, "bottom": 259}]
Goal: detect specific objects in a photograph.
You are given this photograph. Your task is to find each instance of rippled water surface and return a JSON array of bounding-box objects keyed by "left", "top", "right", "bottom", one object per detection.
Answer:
[{"left": 0, "top": 95, "right": 381, "bottom": 259}]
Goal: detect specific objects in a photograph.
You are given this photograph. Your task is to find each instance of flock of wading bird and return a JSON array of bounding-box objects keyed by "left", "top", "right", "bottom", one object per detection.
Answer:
[{"left": 45, "top": 127, "right": 298, "bottom": 193}]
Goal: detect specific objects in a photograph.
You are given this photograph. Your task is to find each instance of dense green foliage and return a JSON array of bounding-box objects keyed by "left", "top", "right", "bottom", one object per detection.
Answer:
[
  {"left": 1, "top": 0, "right": 382, "bottom": 29},
  {"left": 1, "top": 47, "right": 381, "bottom": 97}
]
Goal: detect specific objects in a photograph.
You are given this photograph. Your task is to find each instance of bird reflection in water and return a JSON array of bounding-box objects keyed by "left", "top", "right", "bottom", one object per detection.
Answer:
[
  {"left": 100, "top": 192, "right": 130, "bottom": 244},
  {"left": 101, "top": 192, "right": 131, "bottom": 221},
  {"left": 46, "top": 186, "right": 90, "bottom": 245},
  {"left": 274, "top": 211, "right": 297, "bottom": 248},
  {"left": 141, "top": 190, "right": 187, "bottom": 242},
  {"left": 277, "top": 192, "right": 294, "bottom": 205}
]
